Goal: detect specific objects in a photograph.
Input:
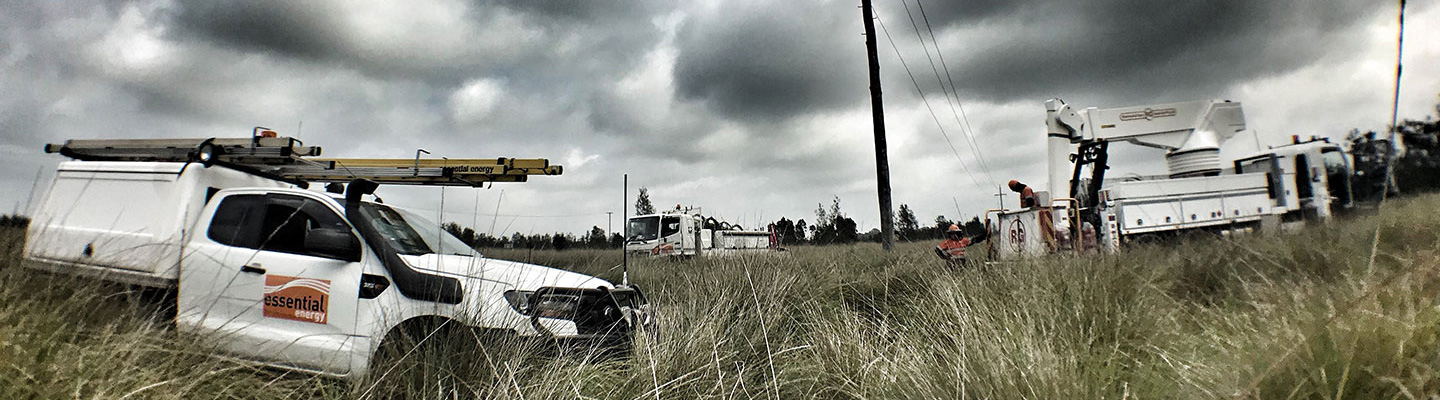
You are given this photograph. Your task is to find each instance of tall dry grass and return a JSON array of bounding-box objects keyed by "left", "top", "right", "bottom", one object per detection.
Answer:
[{"left": 1, "top": 195, "right": 1437, "bottom": 399}]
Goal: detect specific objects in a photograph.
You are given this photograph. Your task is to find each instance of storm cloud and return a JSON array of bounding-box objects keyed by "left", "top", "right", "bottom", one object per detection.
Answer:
[
  {"left": 1, "top": 0, "right": 1435, "bottom": 236},
  {"left": 672, "top": 0, "right": 868, "bottom": 121},
  {"left": 896, "top": 0, "right": 1384, "bottom": 104}
]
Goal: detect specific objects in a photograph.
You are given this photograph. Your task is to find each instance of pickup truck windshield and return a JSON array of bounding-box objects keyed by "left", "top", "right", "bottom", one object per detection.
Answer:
[
  {"left": 357, "top": 203, "right": 477, "bottom": 257},
  {"left": 394, "top": 206, "right": 478, "bottom": 257},
  {"left": 628, "top": 216, "right": 659, "bottom": 241}
]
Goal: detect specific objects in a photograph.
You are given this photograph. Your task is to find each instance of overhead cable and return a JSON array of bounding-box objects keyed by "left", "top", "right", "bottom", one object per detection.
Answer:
[
  {"left": 874, "top": 13, "right": 989, "bottom": 192},
  {"left": 912, "top": 0, "right": 998, "bottom": 186}
]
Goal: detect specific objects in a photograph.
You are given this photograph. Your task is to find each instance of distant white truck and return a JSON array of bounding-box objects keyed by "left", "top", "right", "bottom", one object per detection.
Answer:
[
  {"left": 23, "top": 135, "right": 653, "bottom": 380},
  {"left": 989, "top": 99, "right": 1353, "bottom": 258},
  {"left": 625, "top": 207, "right": 779, "bottom": 257}
]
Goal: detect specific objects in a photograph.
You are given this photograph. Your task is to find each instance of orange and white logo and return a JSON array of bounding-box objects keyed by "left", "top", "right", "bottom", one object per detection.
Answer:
[{"left": 263, "top": 275, "right": 330, "bottom": 324}]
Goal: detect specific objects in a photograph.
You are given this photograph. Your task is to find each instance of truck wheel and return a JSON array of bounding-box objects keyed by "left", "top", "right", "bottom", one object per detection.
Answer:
[
  {"left": 124, "top": 285, "right": 177, "bottom": 328},
  {"left": 367, "top": 318, "right": 496, "bottom": 396}
]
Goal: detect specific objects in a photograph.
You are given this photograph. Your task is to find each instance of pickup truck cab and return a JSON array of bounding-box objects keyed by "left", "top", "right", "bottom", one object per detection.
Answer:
[{"left": 24, "top": 161, "right": 652, "bottom": 379}]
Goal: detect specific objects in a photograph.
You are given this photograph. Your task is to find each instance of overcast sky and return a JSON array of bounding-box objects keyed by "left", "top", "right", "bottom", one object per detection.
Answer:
[{"left": 3, "top": 0, "right": 1437, "bottom": 238}]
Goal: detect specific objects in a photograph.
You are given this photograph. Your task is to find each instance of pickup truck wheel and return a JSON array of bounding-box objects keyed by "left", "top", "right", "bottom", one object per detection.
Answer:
[
  {"left": 368, "top": 318, "right": 490, "bottom": 396},
  {"left": 123, "top": 285, "right": 177, "bottom": 327}
]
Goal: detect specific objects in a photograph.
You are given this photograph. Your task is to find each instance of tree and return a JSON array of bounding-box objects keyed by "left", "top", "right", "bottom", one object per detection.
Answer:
[
  {"left": 771, "top": 217, "right": 797, "bottom": 246},
  {"left": 859, "top": 228, "right": 882, "bottom": 242},
  {"left": 1348, "top": 95, "right": 1440, "bottom": 197},
  {"left": 586, "top": 226, "right": 607, "bottom": 248},
  {"left": 896, "top": 204, "right": 919, "bottom": 241},
  {"left": 932, "top": 215, "right": 954, "bottom": 239},
  {"left": 1348, "top": 129, "right": 1397, "bottom": 202},
  {"left": 811, "top": 196, "right": 857, "bottom": 245},
  {"left": 794, "top": 219, "right": 808, "bottom": 243},
  {"left": 551, "top": 234, "right": 571, "bottom": 251},
  {"left": 1392, "top": 100, "right": 1440, "bottom": 193},
  {"left": 811, "top": 201, "right": 833, "bottom": 244},
  {"left": 963, "top": 217, "right": 985, "bottom": 236},
  {"left": 833, "top": 215, "right": 859, "bottom": 244},
  {"left": 0, "top": 214, "right": 27, "bottom": 228},
  {"left": 635, "top": 187, "right": 655, "bottom": 215}
]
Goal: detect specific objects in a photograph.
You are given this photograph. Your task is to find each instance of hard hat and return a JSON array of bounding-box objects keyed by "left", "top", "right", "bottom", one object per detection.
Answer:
[
  {"left": 1007, "top": 179, "right": 1022, "bottom": 190},
  {"left": 948, "top": 224, "right": 961, "bottom": 233}
]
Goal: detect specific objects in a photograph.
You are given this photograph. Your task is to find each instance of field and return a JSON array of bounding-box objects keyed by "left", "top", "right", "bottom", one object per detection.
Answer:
[{"left": 1, "top": 195, "right": 1438, "bottom": 399}]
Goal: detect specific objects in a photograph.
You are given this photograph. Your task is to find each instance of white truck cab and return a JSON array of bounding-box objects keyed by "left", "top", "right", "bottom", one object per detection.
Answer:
[
  {"left": 24, "top": 139, "right": 652, "bottom": 380},
  {"left": 624, "top": 207, "right": 777, "bottom": 257}
]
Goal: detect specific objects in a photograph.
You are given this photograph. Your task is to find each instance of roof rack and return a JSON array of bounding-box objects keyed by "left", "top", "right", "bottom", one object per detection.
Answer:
[{"left": 45, "top": 128, "right": 562, "bottom": 187}]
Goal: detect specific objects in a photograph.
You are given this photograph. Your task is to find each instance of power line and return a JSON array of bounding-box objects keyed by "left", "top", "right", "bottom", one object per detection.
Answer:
[
  {"left": 874, "top": 13, "right": 989, "bottom": 192},
  {"left": 913, "top": 0, "right": 997, "bottom": 186}
]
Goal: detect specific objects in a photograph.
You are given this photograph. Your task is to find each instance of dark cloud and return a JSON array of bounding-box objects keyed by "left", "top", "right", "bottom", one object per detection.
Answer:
[
  {"left": 166, "top": 0, "right": 667, "bottom": 90},
  {"left": 672, "top": 0, "right": 869, "bottom": 121},
  {"left": 492, "top": 0, "right": 654, "bottom": 21},
  {"left": 895, "top": 0, "right": 1023, "bottom": 26},
  {"left": 890, "top": 0, "right": 1385, "bottom": 104},
  {"left": 168, "top": 1, "right": 349, "bottom": 61}
]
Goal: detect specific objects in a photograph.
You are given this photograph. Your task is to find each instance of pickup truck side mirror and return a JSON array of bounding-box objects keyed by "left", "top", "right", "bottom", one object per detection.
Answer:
[{"left": 306, "top": 228, "right": 362, "bottom": 262}]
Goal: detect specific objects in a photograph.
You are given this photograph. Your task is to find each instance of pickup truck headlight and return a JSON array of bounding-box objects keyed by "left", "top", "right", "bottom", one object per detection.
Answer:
[
  {"left": 533, "top": 293, "right": 581, "bottom": 319},
  {"left": 502, "top": 290, "right": 533, "bottom": 315},
  {"left": 503, "top": 290, "right": 583, "bottom": 318}
]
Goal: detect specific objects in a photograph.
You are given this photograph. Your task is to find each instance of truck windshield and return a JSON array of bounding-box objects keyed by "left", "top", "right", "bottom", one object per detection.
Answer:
[
  {"left": 357, "top": 203, "right": 477, "bottom": 257},
  {"left": 628, "top": 216, "right": 659, "bottom": 241},
  {"left": 393, "top": 207, "right": 479, "bottom": 257}
]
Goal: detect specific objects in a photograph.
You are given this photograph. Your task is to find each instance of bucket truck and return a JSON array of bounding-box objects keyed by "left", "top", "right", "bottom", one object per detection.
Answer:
[
  {"left": 988, "top": 99, "right": 1353, "bottom": 259},
  {"left": 625, "top": 206, "right": 781, "bottom": 257}
]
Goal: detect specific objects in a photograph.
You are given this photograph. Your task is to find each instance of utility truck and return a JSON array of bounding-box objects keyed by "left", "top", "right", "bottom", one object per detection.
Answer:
[
  {"left": 22, "top": 131, "right": 654, "bottom": 380},
  {"left": 625, "top": 206, "right": 780, "bottom": 257},
  {"left": 988, "top": 99, "right": 1353, "bottom": 259}
]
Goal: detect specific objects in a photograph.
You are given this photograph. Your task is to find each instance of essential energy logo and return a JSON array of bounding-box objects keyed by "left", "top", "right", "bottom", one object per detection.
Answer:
[{"left": 263, "top": 275, "right": 330, "bottom": 324}]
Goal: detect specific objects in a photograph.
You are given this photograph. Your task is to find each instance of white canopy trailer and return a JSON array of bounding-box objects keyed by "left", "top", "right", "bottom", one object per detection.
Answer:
[
  {"left": 23, "top": 131, "right": 652, "bottom": 380},
  {"left": 988, "top": 100, "right": 1354, "bottom": 260},
  {"left": 625, "top": 206, "right": 780, "bottom": 257}
]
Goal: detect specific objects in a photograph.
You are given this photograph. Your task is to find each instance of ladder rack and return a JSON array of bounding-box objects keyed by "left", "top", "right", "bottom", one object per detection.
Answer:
[{"left": 45, "top": 135, "right": 563, "bottom": 187}]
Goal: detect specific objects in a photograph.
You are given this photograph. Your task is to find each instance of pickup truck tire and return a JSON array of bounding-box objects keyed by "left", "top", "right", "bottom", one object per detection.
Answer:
[
  {"left": 368, "top": 317, "right": 495, "bottom": 395},
  {"left": 125, "top": 285, "right": 177, "bottom": 327}
]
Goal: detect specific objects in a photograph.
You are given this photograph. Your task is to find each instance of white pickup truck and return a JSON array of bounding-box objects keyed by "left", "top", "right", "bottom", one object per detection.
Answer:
[{"left": 23, "top": 160, "right": 652, "bottom": 380}]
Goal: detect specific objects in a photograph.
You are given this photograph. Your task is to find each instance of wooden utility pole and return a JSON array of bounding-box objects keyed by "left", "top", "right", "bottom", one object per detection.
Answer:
[{"left": 861, "top": 0, "right": 895, "bottom": 251}]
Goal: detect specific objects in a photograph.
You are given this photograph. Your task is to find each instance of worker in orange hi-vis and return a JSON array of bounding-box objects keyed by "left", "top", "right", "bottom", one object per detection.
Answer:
[
  {"left": 1009, "top": 179, "right": 1057, "bottom": 249},
  {"left": 1008, "top": 180, "right": 1038, "bottom": 208},
  {"left": 934, "top": 224, "right": 986, "bottom": 268}
]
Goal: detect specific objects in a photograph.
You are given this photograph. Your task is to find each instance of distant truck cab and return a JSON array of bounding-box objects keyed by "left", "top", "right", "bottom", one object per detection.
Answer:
[{"left": 625, "top": 206, "right": 779, "bottom": 257}]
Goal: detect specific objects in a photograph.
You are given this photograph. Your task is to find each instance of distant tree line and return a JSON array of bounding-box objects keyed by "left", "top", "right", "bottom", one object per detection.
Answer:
[
  {"left": 0, "top": 214, "right": 28, "bottom": 229},
  {"left": 442, "top": 222, "right": 623, "bottom": 251},
  {"left": 1348, "top": 95, "right": 1440, "bottom": 200},
  {"left": 766, "top": 198, "right": 985, "bottom": 247}
]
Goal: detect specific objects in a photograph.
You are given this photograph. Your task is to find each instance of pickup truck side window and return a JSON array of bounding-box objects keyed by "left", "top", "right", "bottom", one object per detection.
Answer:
[
  {"left": 207, "top": 194, "right": 358, "bottom": 260},
  {"left": 208, "top": 195, "right": 266, "bottom": 248}
]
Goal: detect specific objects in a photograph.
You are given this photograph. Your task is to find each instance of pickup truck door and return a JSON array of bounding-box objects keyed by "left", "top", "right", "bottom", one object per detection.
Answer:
[{"left": 178, "top": 191, "right": 365, "bottom": 374}]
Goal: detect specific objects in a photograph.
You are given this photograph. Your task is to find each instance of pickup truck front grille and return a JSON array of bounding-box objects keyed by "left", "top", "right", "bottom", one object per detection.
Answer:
[{"left": 530, "top": 286, "right": 648, "bottom": 336}]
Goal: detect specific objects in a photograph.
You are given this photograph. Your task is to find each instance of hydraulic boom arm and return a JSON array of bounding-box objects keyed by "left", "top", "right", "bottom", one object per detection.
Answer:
[{"left": 1044, "top": 98, "right": 1246, "bottom": 198}]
